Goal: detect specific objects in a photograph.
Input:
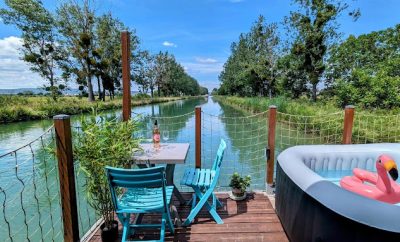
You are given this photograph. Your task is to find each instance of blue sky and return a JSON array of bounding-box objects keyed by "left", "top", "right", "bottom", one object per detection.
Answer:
[{"left": 0, "top": 0, "right": 400, "bottom": 90}]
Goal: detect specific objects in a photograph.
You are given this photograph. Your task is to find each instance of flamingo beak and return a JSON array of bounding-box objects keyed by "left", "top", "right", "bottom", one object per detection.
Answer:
[{"left": 384, "top": 160, "right": 398, "bottom": 181}]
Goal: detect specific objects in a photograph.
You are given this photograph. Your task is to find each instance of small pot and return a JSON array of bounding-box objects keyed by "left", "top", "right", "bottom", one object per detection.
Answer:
[
  {"left": 230, "top": 188, "right": 247, "bottom": 201},
  {"left": 100, "top": 220, "right": 118, "bottom": 242}
]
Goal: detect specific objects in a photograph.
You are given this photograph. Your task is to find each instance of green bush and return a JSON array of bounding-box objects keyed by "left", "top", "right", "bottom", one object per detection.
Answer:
[{"left": 73, "top": 113, "right": 141, "bottom": 229}]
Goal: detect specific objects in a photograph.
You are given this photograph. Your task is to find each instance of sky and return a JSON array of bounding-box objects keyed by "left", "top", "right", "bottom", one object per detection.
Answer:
[{"left": 0, "top": 0, "right": 400, "bottom": 91}]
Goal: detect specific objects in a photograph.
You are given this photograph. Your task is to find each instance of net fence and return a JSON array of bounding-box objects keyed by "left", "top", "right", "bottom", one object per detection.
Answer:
[
  {"left": 201, "top": 111, "right": 268, "bottom": 191},
  {"left": 2, "top": 104, "right": 399, "bottom": 242},
  {"left": 133, "top": 111, "right": 196, "bottom": 192},
  {"left": 275, "top": 111, "right": 344, "bottom": 153},
  {"left": 0, "top": 126, "right": 63, "bottom": 242},
  {"left": 353, "top": 113, "right": 400, "bottom": 144}
]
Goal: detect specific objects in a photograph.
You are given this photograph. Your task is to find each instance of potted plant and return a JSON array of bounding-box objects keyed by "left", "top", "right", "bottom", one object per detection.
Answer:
[
  {"left": 229, "top": 172, "right": 251, "bottom": 201},
  {"left": 74, "top": 114, "right": 140, "bottom": 241}
]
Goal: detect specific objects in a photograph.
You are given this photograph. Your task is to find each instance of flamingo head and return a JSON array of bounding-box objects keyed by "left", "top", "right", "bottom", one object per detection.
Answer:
[{"left": 377, "top": 155, "right": 398, "bottom": 181}]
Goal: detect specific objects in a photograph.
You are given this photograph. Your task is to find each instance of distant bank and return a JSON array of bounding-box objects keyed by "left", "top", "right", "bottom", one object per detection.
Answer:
[
  {"left": 0, "top": 88, "right": 140, "bottom": 96},
  {"left": 0, "top": 95, "right": 193, "bottom": 123}
]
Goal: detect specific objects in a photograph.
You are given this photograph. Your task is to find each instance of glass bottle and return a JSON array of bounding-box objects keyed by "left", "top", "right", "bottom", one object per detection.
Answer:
[{"left": 153, "top": 120, "right": 160, "bottom": 148}]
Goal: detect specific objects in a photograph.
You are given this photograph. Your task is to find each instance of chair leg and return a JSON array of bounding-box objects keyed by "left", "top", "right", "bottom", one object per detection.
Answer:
[
  {"left": 165, "top": 206, "right": 175, "bottom": 234},
  {"left": 183, "top": 188, "right": 224, "bottom": 226},
  {"left": 160, "top": 215, "right": 166, "bottom": 242},
  {"left": 213, "top": 193, "right": 223, "bottom": 208},
  {"left": 121, "top": 214, "right": 131, "bottom": 242},
  {"left": 193, "top": 188, "right": 223, "bottom": 224}
]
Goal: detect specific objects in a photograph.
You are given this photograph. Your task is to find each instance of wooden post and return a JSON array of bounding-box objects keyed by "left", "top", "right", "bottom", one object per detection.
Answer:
[
  {"left": 195, "top": 106, "right": 201, "bottom": 168},
  {"left": 121, "top": 31, "right": 131, "bottom": 121},
  {"left": 342, "top": 105, "right": 355, "bottom": 144},
  {"left": 54, "top": 115, "right": 79, "bottom": 242},
  {"left": 267, "top": 106, "right": 277, "bottom": 185}
]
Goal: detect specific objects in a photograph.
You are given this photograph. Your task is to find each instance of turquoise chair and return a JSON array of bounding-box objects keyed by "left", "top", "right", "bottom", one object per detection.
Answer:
[
  {"left": 180, "top": 139, "right": 226, "bottom": 226},
  {"left": 106, "top": 166, "right": 175, "bottom": 242}
]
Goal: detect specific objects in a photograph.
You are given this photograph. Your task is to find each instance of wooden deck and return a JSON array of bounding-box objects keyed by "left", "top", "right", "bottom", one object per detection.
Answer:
[{"left": 89, "top": 192, "right": 288, "bottom": 242}]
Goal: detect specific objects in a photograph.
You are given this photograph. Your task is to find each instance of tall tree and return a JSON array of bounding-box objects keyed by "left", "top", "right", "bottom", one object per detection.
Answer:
[
  {"left": 276, "top": 51, "right": 308, "bottom": 98},
  {"left": 285, "top": 0, "right": 360, "bottom": 101},
  {"left": 219, "top": 16, "right": 279, "bottom": 97},
  {"left": 57, "top": 0, "right": 97, "bottom": 101},
  {"left": 95, "top": 13, "right": 139, "bottom": 100},
  {"left": 154, "top": 51, "right": 169, "bottom": 96},
  {"left": 133, "top": 50, "right": 155, "bottom": 96},
  {"left": 0, "top": 0, "right": 67, "bottom": 100}
]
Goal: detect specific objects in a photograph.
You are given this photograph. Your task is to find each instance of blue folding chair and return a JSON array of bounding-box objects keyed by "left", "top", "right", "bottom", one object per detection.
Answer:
[
  {"left": 180, "top": 139, "right": 226, "bottom": 226},
  {"left": 106, "top": 166, "right": 175, "bottom": 242}
]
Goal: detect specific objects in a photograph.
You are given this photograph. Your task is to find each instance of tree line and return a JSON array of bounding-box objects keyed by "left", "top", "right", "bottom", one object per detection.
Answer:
[
  {"left": 0, "top": 0, "right": 207, "bottom": 101},
  {"left": 218, "top": 0, "right": 400, "bottom": 109}
]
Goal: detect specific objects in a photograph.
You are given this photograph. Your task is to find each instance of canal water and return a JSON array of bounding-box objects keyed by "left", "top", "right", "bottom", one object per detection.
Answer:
[{"left": 0, "top": 96, "right": 268, "bottom": 241}]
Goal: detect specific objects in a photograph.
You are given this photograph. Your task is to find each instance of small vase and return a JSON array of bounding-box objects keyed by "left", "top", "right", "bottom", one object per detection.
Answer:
[
  {"left": 230, "top": 188, "right": 247, "bottom": 201},
  {"left": 100, "top": 220, "right": 118, "bottom": 242}
]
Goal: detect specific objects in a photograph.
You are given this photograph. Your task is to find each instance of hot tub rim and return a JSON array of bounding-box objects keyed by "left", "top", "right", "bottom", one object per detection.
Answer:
[{"left": 277, "top": 143, "right": 400, "bottom": 233}]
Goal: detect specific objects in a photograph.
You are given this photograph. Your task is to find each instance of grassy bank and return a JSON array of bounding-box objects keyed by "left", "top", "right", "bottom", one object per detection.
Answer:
[
  {"left": 213, "top": 96, "right": 342, "bottom": 115},
  {"left": 0, "top": 95, "right": 190, "bottom": 123},
  {"left": 214, "top": 96, "right": 400, "bottom": 144}
]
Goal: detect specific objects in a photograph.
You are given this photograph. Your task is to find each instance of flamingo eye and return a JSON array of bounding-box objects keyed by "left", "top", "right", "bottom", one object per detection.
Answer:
[{"left": 379, "top": 159, "right": 382, "bottom": 163}]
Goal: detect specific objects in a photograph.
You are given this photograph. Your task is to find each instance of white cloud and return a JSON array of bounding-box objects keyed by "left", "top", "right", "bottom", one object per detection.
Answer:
[
  {"left": 0, "top": 36, "right": 44, "bottom": 89},
  {"left": 162, "top": 41, "right": 177, "bottom": 47},
  {"left": 182, "top": 62, "right": 223, "bottom": 74},
  {"left": 195, "top": 57, "right": 218, "bottom": 64}
]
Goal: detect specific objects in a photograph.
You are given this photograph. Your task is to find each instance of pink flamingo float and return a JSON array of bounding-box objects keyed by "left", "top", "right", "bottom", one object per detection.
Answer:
[{"left": 340, "top": 155, "right": 400, "bottom": 204}]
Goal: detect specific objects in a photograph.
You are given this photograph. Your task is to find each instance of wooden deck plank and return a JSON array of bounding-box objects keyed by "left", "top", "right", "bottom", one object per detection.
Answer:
[{"left": 88, "top": 192, "right": 288, "bottom": 242}]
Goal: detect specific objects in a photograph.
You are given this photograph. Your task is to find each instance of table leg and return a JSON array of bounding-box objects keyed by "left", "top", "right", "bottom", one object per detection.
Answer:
[{"left": 166, "top": 164, "right": 186, "bottom": 205}]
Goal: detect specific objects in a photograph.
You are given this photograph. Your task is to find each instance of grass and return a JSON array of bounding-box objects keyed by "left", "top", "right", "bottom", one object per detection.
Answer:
[
  {"left": 214, "top": 96, "right": 400, "bottom": 144},
  {"left": 0, "top": 95, "right": 189, "bottom": 123}
]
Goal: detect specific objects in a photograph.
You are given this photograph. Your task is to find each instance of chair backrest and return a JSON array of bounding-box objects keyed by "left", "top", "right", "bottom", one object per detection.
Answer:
[
  {"left": 211, "top": 139, "right": 227, "bottom": 171},
  {"left": 106, "top": 166, "right": 167, "bottom": 210}
]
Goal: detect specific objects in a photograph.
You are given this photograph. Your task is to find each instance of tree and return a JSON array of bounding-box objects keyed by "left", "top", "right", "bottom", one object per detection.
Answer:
[
  {"left": 134, "top": 50, "right": 156, "bottom": 96},
  {"left": 95, "top": 13, "right": 139, "bottom": 100},
  {"left": 200, "top": 86, "right": 209, "bottom": 95},
  {"left": 135, "top": 51, "right": 202, "bottom": 97},
  {"left": 285, "top": 0, "right": 359, "bottom": 101},
  {"left": 57, "top": 0, "right": 97, "bottom": 101},
  {"left": 276, "top": 52, "right": 308, "bottom": 98},
  {"left": 219, "top": 16, "right": 279, "bottom": 97},
  {"left": 0, "top": 0, "right": 67, "bottom": 100},
  {"left": 328, "top": 24, "right": 400, "bottom": 108},
  {"left": 153, "top": 51, "right": 169, "bottom": 96}
]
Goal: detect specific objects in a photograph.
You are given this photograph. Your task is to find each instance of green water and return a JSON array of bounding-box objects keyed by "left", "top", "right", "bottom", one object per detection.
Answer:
[{"left": 0, "top": 96, "right": 271, "bottom": 241}]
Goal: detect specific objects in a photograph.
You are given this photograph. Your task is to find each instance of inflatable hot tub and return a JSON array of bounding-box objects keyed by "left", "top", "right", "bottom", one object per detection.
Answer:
[{"left": 276, "top": 143, "right": 400, "bottom": 242}]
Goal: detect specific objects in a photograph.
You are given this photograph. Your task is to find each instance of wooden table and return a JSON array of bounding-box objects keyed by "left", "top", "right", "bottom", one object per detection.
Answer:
[{"left": 133, "top": 143, "right": 189, "bottom": 205}]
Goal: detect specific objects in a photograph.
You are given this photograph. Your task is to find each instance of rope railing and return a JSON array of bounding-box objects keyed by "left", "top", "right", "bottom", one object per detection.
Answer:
[
  {"left": 0, "top": 125, "right": 64, "bottom": 242},
  {"left": 353, "top": 113, "right": 400, "bottom": 144},
  {"left": 2, "top": 102, "right": 400, "bottom": 242},
  {"left": 276, "top": 111, "right": 344, "bottom": 153},
  {"left": 201, "top": 111, "right": 268, "bottom": 191}
]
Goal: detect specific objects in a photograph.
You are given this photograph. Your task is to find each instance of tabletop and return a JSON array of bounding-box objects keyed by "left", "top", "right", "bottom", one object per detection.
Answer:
[{"left": 133, "top": 143, "right": 190, "bottom": 164}]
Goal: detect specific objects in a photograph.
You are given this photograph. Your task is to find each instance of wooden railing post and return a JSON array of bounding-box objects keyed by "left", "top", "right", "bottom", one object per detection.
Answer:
[
  {"left": 121, "top": 31, "right": 131, "bottom": 121},
  {"left": 342, "top": 105, "right": 355, "bottom": 144},
  {"left": 195, "top": 106, "right": 201, "bottom": 168},
  {"left": 267, "top": 105, "right": 277, "bottom": 186},
  {"left": 53, "top": 115, "right": 79, "bottom": 242}
]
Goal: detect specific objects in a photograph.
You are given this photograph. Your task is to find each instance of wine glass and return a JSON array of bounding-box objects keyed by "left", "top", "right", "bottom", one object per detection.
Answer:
[
  {"left": 146, "top": 130, "right": 153, "bottom": 143},
  {"left": 162, "top": 130, "right": 170, "bottom": 142}
]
